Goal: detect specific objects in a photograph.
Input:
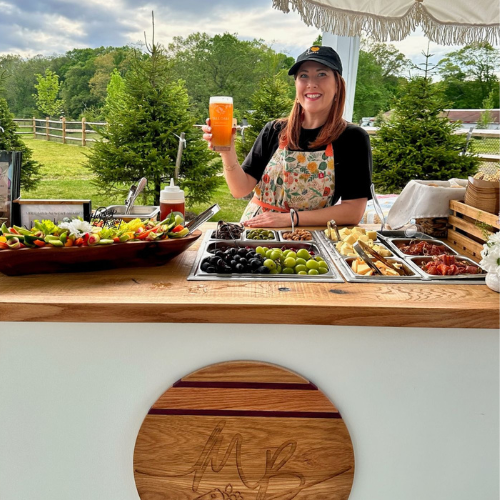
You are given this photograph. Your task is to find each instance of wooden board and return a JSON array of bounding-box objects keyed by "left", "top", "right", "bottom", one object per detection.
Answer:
[{"left": 134, "top": 361, "right": 354, "bottom": 500}]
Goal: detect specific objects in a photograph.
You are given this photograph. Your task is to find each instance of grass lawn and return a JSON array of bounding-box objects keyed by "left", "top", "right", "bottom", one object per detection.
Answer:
[{"left": 21, "top": 138, "right": 248, "bottom": 222}]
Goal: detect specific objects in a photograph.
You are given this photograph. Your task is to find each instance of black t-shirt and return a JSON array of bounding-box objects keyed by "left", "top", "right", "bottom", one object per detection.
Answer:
[{"left": 241, "top": 121, "right": 372, "bottom": 206}]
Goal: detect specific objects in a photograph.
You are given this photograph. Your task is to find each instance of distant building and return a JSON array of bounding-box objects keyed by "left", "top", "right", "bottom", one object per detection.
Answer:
[
  {"left": 360, "top": 109, "right": 500, "bottom": 130},
  {"left": 441, "top": 109, "right": 499, "bottom": 130}
]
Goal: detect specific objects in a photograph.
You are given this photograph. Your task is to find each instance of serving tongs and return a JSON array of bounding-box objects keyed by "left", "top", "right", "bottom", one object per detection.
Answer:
[
  {"left": 356, "top": 240, "right": 407, "bottom": 276},
  {"left": 327, "top": 219, "right": 341, "bottom": 241},
  {"left": 353, "top": 241, "right": 383, "bottom": 275},
  {"left": 124, "top": 177, "right": 148, "bottom": 215},
  {"left": 186, "top": 203, "right": 221, "bottom": 235}
]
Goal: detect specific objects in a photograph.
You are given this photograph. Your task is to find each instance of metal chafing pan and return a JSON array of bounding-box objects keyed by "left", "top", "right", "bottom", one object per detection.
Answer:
[
  {"left": 343, "top": 256, "right": 419, "bottom": 280},
  {"left": 187, "top": 231, "right": 344, "bottom": 282},
  {"left": 278, "top": 229, "right": 314, "bottom": 242},
  {"left": 243, "top": 229, "right": 279, "bottom": 242},
  {"left": 385, "top": 238, "right": 458, "bottom": 257},
  {"left": 315, "top": 230, "right": 394, "bottom": 259},
  {"left": 408, "top": 256, "right": 486, "bottom": 280}
]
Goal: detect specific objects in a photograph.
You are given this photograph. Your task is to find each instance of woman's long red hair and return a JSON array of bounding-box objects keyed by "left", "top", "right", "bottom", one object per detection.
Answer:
[{"left": 277, "top": 72, "right": 347, "bottom": 150}]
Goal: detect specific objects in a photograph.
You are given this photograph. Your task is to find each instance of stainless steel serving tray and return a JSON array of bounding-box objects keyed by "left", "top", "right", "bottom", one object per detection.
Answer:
[
  {"left": 278, "top": 230, "right": 315, "bottom": 243},
  {"left": 408, "top": 256, "right": 487, "bottom": 280},
  {"left": 342, "top": 256, "right": 420, "bottom": 280},
  {"left": 315, "top": 230, "right": 486, "bottom": 285},
  {"left": 384, "top": 238, "right": 458, "bottom": 258},
  {"left": 317, "top": 230, "right": 395, "bottom": 260},
  {"left": 243, "top": 229, "right": 279, "bottom": 242},
  {"left": 188, "top": 230, "right": 344, "bottom": 282}
]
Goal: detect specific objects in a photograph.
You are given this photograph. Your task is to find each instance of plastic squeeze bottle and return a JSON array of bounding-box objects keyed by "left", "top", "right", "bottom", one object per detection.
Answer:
[{"left": 160, "top": 178, "right": 185, "bottom": 220}]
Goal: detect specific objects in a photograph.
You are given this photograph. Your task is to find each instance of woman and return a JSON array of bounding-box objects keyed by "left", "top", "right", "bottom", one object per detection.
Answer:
[{"left": 203, "top": 45, "right": 372, "bottom": 228}]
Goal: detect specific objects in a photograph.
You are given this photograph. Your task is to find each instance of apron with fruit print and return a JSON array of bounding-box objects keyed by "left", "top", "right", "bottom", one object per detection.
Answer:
[{"left": 241, "top": 137, "right": 335, "bottom": 222}]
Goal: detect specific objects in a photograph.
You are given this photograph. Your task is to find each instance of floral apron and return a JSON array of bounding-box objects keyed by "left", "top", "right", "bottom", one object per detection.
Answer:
[{"left": 241, "top": 137, "right": 335, "bottom": 222}]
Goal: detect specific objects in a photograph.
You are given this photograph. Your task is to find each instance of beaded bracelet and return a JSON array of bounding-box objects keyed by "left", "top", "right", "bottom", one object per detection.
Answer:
[{"left": 294, "top": 210, "right": 300, "bottom": 227}]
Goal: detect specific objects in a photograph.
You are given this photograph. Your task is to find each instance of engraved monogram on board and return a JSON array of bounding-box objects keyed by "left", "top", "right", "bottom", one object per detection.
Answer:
[{"left": 141, "top": 420, "right": 351, "bottom": 500}]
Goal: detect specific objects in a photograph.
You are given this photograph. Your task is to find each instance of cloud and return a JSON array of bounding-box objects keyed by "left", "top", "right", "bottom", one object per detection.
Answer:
[{"left": 0, "top": 0, "right": 319, "bottom": 57}]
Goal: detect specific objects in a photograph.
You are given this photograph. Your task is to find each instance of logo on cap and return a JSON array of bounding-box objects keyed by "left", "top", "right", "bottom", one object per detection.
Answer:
[{"left": 307, "top": 46, "right": 320, "bottom": 54}]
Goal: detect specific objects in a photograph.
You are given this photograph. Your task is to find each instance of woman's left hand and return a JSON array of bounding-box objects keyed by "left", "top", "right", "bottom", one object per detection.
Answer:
[{"left": 243, "top": 212, "right": 290, "bottom": 228}]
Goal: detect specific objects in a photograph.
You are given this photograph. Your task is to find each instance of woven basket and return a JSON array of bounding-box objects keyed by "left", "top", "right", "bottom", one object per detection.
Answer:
[
  {"left": 415, "top": 217, "right": 449, "bottom": 238},
  {"left": 464, "top": 177, "right": 500, "bottom": 215}
]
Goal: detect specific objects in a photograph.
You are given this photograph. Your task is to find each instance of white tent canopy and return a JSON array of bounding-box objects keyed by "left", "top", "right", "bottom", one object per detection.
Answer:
[{"left": 273, "top": 0, "right": 500, "bottom": 46}]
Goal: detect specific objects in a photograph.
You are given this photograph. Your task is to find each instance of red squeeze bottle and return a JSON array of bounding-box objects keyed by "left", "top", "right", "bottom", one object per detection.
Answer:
[{"left": 160, "top": 179, "right": 185, "bottom": 220}]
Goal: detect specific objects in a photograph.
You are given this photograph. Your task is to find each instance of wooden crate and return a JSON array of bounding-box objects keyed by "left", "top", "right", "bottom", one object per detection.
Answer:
[{"left": 447, "top": 200, "right": 499, "bottom": 262}]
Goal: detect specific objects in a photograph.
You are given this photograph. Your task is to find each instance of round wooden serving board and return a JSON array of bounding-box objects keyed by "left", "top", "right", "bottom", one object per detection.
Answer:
[{"left": 134, "top": 361, "right": 354, "bottom": 500}]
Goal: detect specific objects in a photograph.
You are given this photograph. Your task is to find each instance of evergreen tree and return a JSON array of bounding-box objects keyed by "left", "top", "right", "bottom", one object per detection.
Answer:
[
  {"left": 236, "top": 71, "right": 293, "bottom": 162},
  {"left": 372, "top": 76, "right": 478, "bottom": 193},
  {"left": 86, "top": 31, "right": 219, "bottom": 206},
  {"left": 0, "top": 72, "right": 42, "bottom": 191}
]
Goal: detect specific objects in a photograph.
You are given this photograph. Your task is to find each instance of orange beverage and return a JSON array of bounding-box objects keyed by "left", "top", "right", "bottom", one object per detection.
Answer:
[{"left": 209, "top": 96, "right": 233, "bottom": 151}]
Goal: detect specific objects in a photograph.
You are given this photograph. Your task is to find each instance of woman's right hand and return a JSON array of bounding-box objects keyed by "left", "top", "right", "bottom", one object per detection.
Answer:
[
  {"left": 201, "top": 118, "right": 213, "bottom": 150},
  {"left": 202, "top": 118, "right": 237, "bottom": 154}
]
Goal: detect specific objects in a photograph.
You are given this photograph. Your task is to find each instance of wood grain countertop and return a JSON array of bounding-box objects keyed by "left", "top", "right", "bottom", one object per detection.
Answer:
[{"left": 0, "top": 224, "right": 498, "bottom": 328}]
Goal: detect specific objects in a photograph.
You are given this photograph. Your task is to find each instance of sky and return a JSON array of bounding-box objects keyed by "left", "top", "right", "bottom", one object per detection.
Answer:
[{"left": 0, "top": 0, "right": 480, "bottom": 67}]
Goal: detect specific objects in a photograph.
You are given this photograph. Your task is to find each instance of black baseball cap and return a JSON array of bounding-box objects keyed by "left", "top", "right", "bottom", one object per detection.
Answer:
[{"left": 288, "top": 46, "right": 343, "bottom": 76}]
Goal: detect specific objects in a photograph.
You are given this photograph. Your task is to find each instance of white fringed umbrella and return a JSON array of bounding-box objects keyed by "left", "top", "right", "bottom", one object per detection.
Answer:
[
  {"left": 273, "top": 0, "right": 500, "bottom": 45},
  {"left": 273, "top": 0, "right": 499, "bottom": 121}
]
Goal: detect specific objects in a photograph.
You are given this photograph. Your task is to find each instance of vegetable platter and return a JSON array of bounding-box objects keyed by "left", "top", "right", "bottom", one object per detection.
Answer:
[{"left": 0, "top": 213, "right": 201, "bottom": 276}]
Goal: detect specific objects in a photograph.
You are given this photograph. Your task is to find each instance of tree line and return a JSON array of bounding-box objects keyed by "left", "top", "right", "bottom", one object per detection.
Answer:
[
  {"left": 0, "top": 35, "right": 498, "bottom": 124},
  {"left": 0, "top": 31, "right": 496, "bottom": 202}
]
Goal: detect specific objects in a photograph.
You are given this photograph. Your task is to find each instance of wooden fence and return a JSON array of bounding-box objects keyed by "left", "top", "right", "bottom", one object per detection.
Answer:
[{"left": 14, "top": 118, "right": 106, "bottom": 147}]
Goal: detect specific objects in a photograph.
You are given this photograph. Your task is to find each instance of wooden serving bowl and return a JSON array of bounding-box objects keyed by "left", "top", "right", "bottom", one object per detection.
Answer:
[{"left": 0, "top": 230, "right": 202, "bottom": 276}]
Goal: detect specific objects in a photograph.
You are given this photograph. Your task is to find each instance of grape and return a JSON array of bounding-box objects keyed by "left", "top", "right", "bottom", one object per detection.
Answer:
[
  {"left": 295, "top": 264, "right": 307, "bottom": 273},
  {"left": 282, "top": 267, "right": 294, "bottom": 274},
  {"left": 295, "top": 257, "right": 307, "bottom": 266},
  {"left": 305, "top": 260, "right": 319, "bottom": 270},
  {"left": 318, "top": 267, "right": 329, "bottom": 274},
  {"left": 269, "top": 269, "right": 279, "bottom": 274},
  {"left": 255, "top": 246, "right": 265, "bottom": 255},
  {"left": 270, "top": 250, "right": 281, "bottom": 261},
  {"left": 257, "top": 265, "right": 271, "bottom": 274},
  {"left": 318, "top": 261, "right": 328, "bottom": 269},
  {"left": 297, "top": 270, "right": 307, "bottom": 275},
  {"left": 263, "top": 259, "right": 276, "bottom": 270},
  {"left": 235, "top": 263, "right": 245, "bottom": 272},
  {"left": 307, "top": 269, "right": 319, "bottom": 275},
  {"left": 296, "top": 249, "right": 311, "bottom": 260},
  {"left": 315, "top": 255, "right": 324, "bottom": 262},
  {"left": 286, "top": 251, "right": 297, "bottom": 260},
  {"left": 284, "top": 257, "right": 296, "bottom": 268}
]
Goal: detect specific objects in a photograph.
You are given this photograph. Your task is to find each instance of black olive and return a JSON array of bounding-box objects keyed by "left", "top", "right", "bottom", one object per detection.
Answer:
[
  {"left": 239, "top": 258, "right": 248, "bottom": 266},
  {"left": 209, "top": 256, "right": 219, "bottom": 265},
  {"left": 206, "top": 266, "right": 216, "bottom": 273},
  {"left": 237, "top": 248, "right": 247, "bottom": 256},
  {"left": 200, "top": 262, "right": 210, "bottom": 272},
  {"left": 235, "top": 263, "right": 245, "bottom": 272}
]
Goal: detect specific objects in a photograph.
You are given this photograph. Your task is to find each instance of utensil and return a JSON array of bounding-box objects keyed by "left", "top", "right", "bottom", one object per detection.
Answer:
[
  {"left": 186, "top": 204, "right": 221, "bottom": 235},
  {"left": 327, "top": 219, "right": 341, "bottom": 241},
  {"left": 357, "top": 240, "right": 406, "bottom": 276},
  {"left": 352, "top": 242, "right": 383, "bottom": 275},
  {"left": 125, "top": 177, "right": 147, "bottom": 215},
  {"left": 124, "top": 184, "right": 137, "bottom": 212},
  {"left": 290, "top": 209, "right": 296, "bottom": 233}
]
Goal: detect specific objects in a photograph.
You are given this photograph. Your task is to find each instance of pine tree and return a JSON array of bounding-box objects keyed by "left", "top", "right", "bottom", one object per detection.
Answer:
[
  {"left": 236, "top": 71, "right": 293, "bottom": 162},
  {"left": 372, "top": 76, "right": 479, "bottom": 193},
  {"left": 86, "top": 26, "right": 219, "bottom": 206},
  {"left": 0, "top": 72, "right": 42, "bottom": 191}
]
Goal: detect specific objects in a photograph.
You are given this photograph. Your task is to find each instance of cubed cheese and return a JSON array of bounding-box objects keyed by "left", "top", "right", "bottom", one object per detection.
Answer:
[
  {"left": 344, "top": 234, "right": 358, "bottom": 245},
  {"left": 352, "top": 227, "right": 366, "bottom": 234},
  {"left": 367, "top": 230, "right": 377, "bottom": 240}
]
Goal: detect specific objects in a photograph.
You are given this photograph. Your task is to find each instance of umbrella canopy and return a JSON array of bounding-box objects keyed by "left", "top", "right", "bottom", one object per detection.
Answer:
[{"left": 273, "top": 0, "right": 500, "bottom": 45}]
